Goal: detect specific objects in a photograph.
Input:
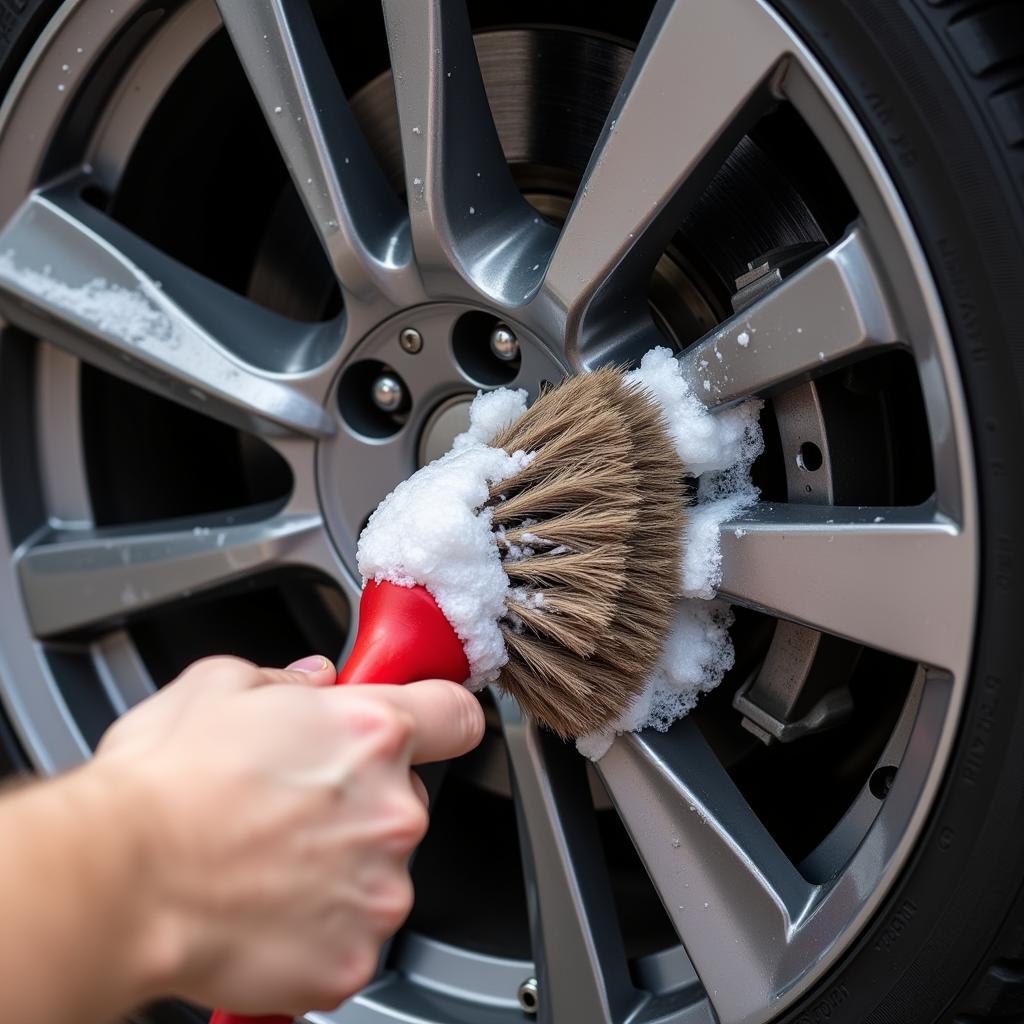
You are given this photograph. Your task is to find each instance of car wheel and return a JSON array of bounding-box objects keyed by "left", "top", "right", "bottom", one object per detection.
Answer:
[{"left": 0, "top": 2, "right": 1021, "bottom": 1023}]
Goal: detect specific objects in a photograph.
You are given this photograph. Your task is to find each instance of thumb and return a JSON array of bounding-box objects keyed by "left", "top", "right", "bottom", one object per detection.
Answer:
[{"left": 260, "top": 655, "right": 337, "bottom": 688}]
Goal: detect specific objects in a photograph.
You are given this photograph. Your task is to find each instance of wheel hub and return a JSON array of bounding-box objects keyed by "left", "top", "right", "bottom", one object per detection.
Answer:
[{"left": 317, "top": 303, "right": 564, "bottom": 573}]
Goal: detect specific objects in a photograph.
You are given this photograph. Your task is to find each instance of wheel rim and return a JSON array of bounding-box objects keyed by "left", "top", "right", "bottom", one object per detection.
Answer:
[{"left": 0, "top": 2, "right": 978, "bottom": 1023}]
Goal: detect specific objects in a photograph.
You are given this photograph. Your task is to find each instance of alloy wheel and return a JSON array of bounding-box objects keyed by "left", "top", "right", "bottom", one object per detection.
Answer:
[{"left": 0, "top": 2, "right": 977, "bottom": 1023}]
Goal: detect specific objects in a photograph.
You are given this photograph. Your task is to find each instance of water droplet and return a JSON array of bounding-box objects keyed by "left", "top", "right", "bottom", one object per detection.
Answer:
[
  {"left": 671, "top": 837, "right": 681, "bottom": 848},
  {"left": 57, "top": 84, "right": 65, "bottom": 92},
  {"left": 468, "top": 206, "right": 475, "bottom": 215},
  {"left": 306, "top": 177, "right": 313, "bottom": 184},
  {"left": 344, "top": 157, "right": 350, "bottom": 164},
  {"left": 76, "top": 46, "right": 83, "bottom": 54},
  {"left": 412, "top": 176, "right": 422, "bottom": 186},
  {"left": 274, "top": 105, "right": 282, "bottom": 114},
  {"left": 61, "top": 63, "right": 70, "bottom": 72},
  {"left": 412, "top": 125, "right": 422, "bottom": 135},
  {"left": 704, "top": 902, "right": 710, "bottom": 909},
  {"left": 609, "top": 118, "right": 616, "bottom": 131}
]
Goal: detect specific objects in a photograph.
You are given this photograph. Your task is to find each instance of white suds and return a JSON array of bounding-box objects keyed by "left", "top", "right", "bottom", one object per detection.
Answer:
[
  {"left": 577, "top": 346, "right": 763, "bottom": 759},
  {"left": 0, "top": 251, "right": 182, "bottom": 348},
  {"left": 451, "top": 387, "right": 529, "bottom": 450},
  {"left": 358, "top": 439, "right": 533, "bottom": 688},
  {"left": 737, "top": 331, "right": 750, "bottom": 347},
  {"left": 625, "top": 346, "right": 762, "bottom": 477},
  {"left": 576, "top": 601, "right": 736, "bottom": 760}
]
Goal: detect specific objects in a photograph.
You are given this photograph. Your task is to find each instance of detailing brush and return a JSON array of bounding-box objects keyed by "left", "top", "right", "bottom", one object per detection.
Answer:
[
  {"left": 486, "top": 367, "right": 685, "bottom": 736},
  {"left": 210, "top": 367, "right": 686, "bottom": 1024}
]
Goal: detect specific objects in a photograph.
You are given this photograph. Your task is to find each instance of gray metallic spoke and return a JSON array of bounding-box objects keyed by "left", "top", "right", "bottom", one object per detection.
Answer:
[
  {"left": 0, "top": 189, "right": 335, "bottom": 440},
  {"left": 719, "top": 502, "right": 972, "bottom": 672},
  {"left": 681, "top": 227, "right": 899, "bottom": 407},
  {"left": 499, "top": 695, "right": 643, "bottom": 1024},
  {"left": 541, "top": 0, "right": 788, "bottom": 359},
  {"left": 216, "top": 0, "right": 411, "bottom": 304},
  {"left": 598, "top": 721, "right": 816, "bottom": 1024},
  {"left": 17, "top": 511, "right": 328, "bottom": 639},
  {"left": 382, "top": 0, "right": 554, "bottom": 303}
]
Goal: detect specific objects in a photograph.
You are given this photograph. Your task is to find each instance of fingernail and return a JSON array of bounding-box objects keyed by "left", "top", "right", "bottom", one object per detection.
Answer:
[{"left": 287, "top": 655, "right": 331, "bottom": 673}]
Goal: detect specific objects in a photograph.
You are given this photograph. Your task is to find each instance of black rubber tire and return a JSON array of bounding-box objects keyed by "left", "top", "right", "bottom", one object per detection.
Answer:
[
  {"left": 1, "top": 1, "right": 1023, "bottom": 1023},
  {"left": 764, "top": 2, "right": 1024, "bottom": 1023}
]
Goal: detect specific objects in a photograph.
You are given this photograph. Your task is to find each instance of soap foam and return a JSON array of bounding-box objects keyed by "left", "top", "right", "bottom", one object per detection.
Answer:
[
  {"left": 357, "top": 441, "right": 532, "bottom": 688},
  {"left": 0, "top": 250, "right": 181, "bottom": 348},
  {"left": 577, "top": 346, "right": 762, "bottom": 759}
]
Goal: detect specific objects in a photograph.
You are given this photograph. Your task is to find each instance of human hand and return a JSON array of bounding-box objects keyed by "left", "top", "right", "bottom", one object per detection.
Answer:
[{"left": 91, "top": 655, "right": 484, "bottom": 1015}]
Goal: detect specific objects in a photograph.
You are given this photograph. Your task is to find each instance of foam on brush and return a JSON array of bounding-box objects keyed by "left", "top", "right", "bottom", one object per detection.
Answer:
[{"left": 358, "top": 347, "right": 763, "bottom": 751}]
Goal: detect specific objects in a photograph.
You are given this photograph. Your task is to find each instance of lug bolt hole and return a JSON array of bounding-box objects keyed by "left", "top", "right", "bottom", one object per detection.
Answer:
[
  {"left": 453, "top": 311, "right": 521, "bottom": 386},
  {"left": 797, "top": 441, "right": 823, "bottom": 472},
  {"left": 337, "top": 359, "right": 409, "bottom": 438}
]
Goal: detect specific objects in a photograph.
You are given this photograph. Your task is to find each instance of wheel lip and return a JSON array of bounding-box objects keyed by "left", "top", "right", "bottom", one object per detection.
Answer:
[{"left": 0, "top": 2, "right": 980, "bottom": 1022}]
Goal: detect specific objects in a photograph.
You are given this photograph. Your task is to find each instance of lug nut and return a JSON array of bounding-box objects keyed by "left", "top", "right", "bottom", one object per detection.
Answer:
[
  {"left": 489, "top": 323, "right": 520, "bottom": 361},
  {"left": 399, "top": 327, "right": 423, "bottom": 354},
  {"left": 517, "top": 977, "right": 539, "bottom": 1015},
  {"left": 371, "top": 373, "right": 405, "bottom": 413}
]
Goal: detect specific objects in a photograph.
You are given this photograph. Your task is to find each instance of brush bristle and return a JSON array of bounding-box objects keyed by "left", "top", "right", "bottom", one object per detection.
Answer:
[{"left": 487, "top": 368, "right": 686, "bottom": 738}]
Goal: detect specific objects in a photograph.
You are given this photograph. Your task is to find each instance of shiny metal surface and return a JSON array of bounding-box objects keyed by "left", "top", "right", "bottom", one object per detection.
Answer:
[
  {"left": 370, "top": 373, "right": 405, "bottom": 412},
  {"left": 489, "top": 323, "right": 520, "bottom": 362}
]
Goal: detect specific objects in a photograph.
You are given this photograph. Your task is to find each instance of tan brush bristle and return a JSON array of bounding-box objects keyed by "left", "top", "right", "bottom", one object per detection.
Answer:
[{"left": 486, "top": 367, "right": 686, "bottom": 738}]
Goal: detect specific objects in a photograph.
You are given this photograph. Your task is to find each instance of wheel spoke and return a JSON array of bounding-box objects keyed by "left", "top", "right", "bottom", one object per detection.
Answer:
[
  {"left": 499, "top": 695, "right": 643, "bottom": 1024},
  {"left": 597, "top": 721, "right": 816, "bottom": 1024},
  {"left": 216, "top": 0, "right": 411, "bottom": 304},
  {"left": 719, "top": 502, "right": 972, "bottom": 672},
  {"left": 0, "top": 188, "right": 335, "bottom": 439},
  {"left": 382, "top": 0, "right": 554, "bottom": 303},
  {"left": 681, "top": 227, "right": 899, "bottom": 407},
  {"left": 541, "top": 0, "right": 788, "bottom": 358},
  {"left": 17, "top": 511, "right": 327, "bottom": 638}
]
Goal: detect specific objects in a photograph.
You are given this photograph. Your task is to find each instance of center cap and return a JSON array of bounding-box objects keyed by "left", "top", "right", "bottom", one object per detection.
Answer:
[
  {"left": 316, "top": 302, "right": 566, "bottom": 577},
  {"left": 418, "top": 396, "right": 475, "bottom": 467}
]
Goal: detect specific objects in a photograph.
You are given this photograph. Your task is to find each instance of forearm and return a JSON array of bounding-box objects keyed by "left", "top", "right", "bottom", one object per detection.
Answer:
[{"left": 0, "top": 766, "right": 173, "bottom": 1023}]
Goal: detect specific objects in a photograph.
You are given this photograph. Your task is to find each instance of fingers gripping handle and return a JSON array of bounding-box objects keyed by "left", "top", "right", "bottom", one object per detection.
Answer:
[{"left": 209, "top": 583, "right": 468, "bottom": 1024}]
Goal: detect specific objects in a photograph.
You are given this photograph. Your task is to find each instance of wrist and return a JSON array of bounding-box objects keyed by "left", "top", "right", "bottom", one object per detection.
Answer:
[{"left": 71, "top": 759, "right": 190, "bottom": 1004}]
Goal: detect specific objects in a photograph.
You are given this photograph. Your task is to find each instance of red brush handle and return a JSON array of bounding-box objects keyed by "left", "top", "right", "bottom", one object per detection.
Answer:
[{"left": 210, "top": 582, "right": 468, "bottom": 1024}]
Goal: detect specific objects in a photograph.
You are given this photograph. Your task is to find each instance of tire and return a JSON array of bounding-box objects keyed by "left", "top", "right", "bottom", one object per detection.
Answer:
[
  {"left": 765, "top": 2, "right": 1024, "bottom": 1022},
  {"left": 0, "top": 2, "right": 1022, "bottom": 1024}
]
